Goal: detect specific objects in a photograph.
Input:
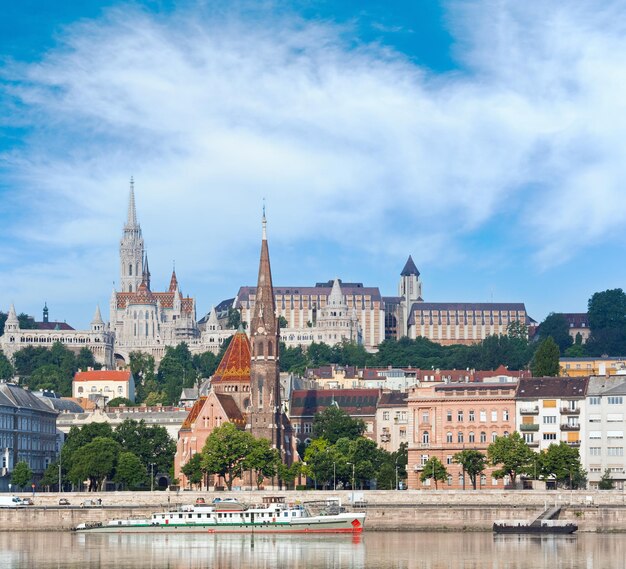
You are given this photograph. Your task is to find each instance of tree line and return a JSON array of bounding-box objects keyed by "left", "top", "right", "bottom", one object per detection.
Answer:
[{"left": 420, "top": 432, "right": 586, "bottom": 489}]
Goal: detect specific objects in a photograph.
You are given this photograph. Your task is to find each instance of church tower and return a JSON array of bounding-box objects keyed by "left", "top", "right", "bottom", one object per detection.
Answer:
[
  {"left": 398, "top": 255, "right": 422, "bottom": 338},
  {"left": 119, "top": 178, "right": 145, "bottom": 293},
  {"left": 249, "top": 211, "right": 283, "bottom": 454}
]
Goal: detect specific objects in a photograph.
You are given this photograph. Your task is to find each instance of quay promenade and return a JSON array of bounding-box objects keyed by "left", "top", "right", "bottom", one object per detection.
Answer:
[{"left": 1, "top": 490, "right": 626, "bottom": 532}]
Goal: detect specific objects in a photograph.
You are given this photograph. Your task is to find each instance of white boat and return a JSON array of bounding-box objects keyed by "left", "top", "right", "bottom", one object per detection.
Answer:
[{"left": 75, "top": 496, "right": 365, "bottom": 534}]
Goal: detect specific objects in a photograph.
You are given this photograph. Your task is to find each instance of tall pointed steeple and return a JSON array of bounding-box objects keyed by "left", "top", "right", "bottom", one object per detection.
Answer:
[
  {"left": 249, "top": 210, "right": 283, "bottom": 454},
  {"left": 91, "top": 305, "right": 104, "bottom": 332},
  {"left": 4, "top": 303, "right": 19, "bottom": 334},
  {"left": 119, "top": 178, "right": 145, "bottom": 294},
  {"left": 168, "top": 262, "right": 179, "bottom": 292}
]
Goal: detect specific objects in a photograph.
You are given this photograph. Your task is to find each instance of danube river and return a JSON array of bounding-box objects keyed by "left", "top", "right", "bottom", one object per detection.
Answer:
[{"left": 0, "top": 531, "right": 623, "bottom": 568}]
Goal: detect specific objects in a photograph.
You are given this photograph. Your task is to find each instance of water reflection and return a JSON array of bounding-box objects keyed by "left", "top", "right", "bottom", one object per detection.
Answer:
[{"left": 0, "top": 532, "right": 623, "bottom": 569}]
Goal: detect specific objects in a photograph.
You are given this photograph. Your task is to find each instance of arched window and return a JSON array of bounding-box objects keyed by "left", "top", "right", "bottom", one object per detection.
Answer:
[
  {"left": 78, "top": 387, "right": 83, "bottom": 394},
  {"left": 257, "top": 341, "right": 264, "bottom": 356},
  {"left": 503, "top": 431, "right": 509, "bottom": 437},
  {"left": 469, "top": 431, "right": 475, "bottom": 443},
  {"left": 268, "top": 341, "right": 273, "bottom": 356},
  {"left": 491, "top": 431, "right": 498, "bottom": 442},
  {"left": 446, "top": 432, "right": 453, "bottom": 443},
  {"left": 129, "top": 263, "right": 133, "bottom": 276},
  {"left": 422, "top": 431, "right": 430, "bottom": 444},
  {"left": 129, "top": 284, "right": 133, "bottom": 292},
  {"left": 457, "top": 432, "right": 464, "bottom": 444}
]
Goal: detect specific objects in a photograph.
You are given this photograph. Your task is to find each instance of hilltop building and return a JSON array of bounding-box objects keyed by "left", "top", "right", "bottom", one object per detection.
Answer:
[{"left": 109, "top": 180, "right": 198, "bottom": 366}]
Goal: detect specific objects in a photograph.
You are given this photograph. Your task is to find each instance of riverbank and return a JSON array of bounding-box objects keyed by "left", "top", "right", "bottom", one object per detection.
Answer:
[{"left": 1, "top": 490, "right": 626, "bottom": 532}]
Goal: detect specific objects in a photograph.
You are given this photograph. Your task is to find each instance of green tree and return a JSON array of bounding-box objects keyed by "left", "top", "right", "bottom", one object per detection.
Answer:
[
  {"left": 61, "top": 423, "right": 115, "bottom": 485},
  {"left": 10, "top": 461, "right": 33, "bottom": 490},
  {"left": 0, "top": 352, "right": 15, "bottom": 380},
  {"left": 538, "top": 442, "right": 585, "bottom": 488},
  {"left": 277, "top": 462, "right": 303, "bottom": 490},
  {"left": 192, "top": 351, "right": 218, "bottom": 378},
  {"left": 76, "top": 347, "right": 100, "bottom": 371},
  {"left": 244, "top": 437, "right": 280, "bottom": 489},
  {"left": 302, "top": 439, "right": 336, "bottom": 489},
  {"left": 201, "top": 422, "right": 257, "bottom": 490},
  {"left": 487, "top": 432, "right": 535, "bottom": 486},
  {"left": 587, "top": 289, "right": 626, "bottom": 356},
  {"left": 312, "top": 406, "right": 365, "bottom": 444},
  {"left": 68, "top": 436, "right": 120, "bottom": 491},
  {"left": 279, "top": 344, "right": 308, "bottom": 374},
  {"left": 564, "top": 343, "right": 586, "bottom": 358},
  {"left": 506, "top": 320, "right": 528, "bottom": 341},
  {"left": 106, "top": 397, "right": 135, "bottom": 407},
  {"left": 28, "top": 364, "right": 70, "bottom": 394},
  {"left": 181, "top": 454, "right": 205, "bottom": 489},
  {"left": 278, "top": 316, "right": 288, "bottom": 329},
  {"left": 419, "top": 457, "right": 448, "bottom": 489},
  {"left": 41, "top": 461, "right": 62, "bottom": 490},
  {"left": 537, "top": 313, "right": 573, "bottom": 353},
  {"left": 453, "top": 450, "right": 487, "bottom": 490},
  {"left": 307, "top": 342, "right": 334, "bottom": 366},
  {"left": 129, "top": 351, "right": 156, "bottom": 403},
  {"left": 227, "top": 308, "right": 242, "bottom": 329},
  {"left": 598, "top": 468, "right": 615, "bottom": 490},
  {"left": 114, "top": 419, "right": 176, "bottom": 477},
  {"left": 530, "top": 337, "right": 561, "bottom": 376},
  {"left": 158, "top": 344, "right": 197, "bottom": 404},
  {"left": 114, "top": 452, "right": 148, "bottom": 490}
]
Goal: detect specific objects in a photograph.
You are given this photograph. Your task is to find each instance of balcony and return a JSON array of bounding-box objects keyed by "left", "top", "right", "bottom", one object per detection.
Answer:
[
  {"left": 520, "top": 423, "right": 539, "bottom": 431},
  {"left": 566, "top": 441, "right": 581, "bottom": 447},
  {"left": 561, "top": 423, "right": 580, "bottom": 431},
  {"left": 527, "top": 440, "right": 539, "bottom": 447},
  {"left": 561, "top": 407, "right": 580, "bottom": 415},
  {"left": 415, "top": 443, "right": 431, "bottom": 449},
  {"left": 520, "top": 406, "right": 539, "bottom": 415}
]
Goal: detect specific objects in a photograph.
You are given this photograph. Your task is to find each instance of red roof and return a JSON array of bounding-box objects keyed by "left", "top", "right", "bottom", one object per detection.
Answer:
[
  {"left": 212, "top": 330, "right": 251, "bottom": 383},
  {"left": 74, "top": 370, "right": 132, "bottom": 382}
]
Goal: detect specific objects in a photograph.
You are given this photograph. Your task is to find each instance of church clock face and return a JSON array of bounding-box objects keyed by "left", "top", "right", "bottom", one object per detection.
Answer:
[{"left": 257, "top": 326, "right": 265, "bottom": 334}]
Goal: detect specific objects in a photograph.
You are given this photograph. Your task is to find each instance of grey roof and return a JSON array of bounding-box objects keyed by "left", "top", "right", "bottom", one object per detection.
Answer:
[
  {"left": 236, "top": 283, "right": 382, "bottom": 303},
  {"left": 0, "top": 383, "right": 59, "bottom": 415},
  {"left": 180, "top": 387, "right": 199, "bottom": 400},
  {"left": 587, "top": 376, "right": 626, "bottom": 396},
  {"left": 516, "top": 377, "right": 589, "bottom": 399},
  {"left": 37, "top": 395, "right": 84, "bottom": 413},
  {"left": 408, "top": 302, "right": 527, "bottom": 326},
  {"left": 400, "top": 255, "right": 420, "bottom": 277}
]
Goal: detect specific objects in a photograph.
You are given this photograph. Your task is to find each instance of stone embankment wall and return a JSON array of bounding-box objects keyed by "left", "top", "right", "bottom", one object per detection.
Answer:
[{"left": 1, "top": 490, "right": 625, "bottom": 532}]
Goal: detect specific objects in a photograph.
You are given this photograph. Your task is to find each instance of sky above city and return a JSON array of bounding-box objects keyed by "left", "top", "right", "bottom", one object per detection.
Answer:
[{"left": 1, "top": 0, "right": 626, "bottom": 328}]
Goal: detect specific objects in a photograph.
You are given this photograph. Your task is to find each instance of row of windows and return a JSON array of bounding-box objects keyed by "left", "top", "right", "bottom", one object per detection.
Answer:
[
  {"left": 445, "top": 410, "right": 510, "bottom": 423},
  {"left": 423, "top": 431, "right": 508, "bottom": 444},
  {"left": 589, "top": 396, "right": 624, "bottom": 405},
  {"left": 590, "top": 447, "right": 625, "bottom": 456}
]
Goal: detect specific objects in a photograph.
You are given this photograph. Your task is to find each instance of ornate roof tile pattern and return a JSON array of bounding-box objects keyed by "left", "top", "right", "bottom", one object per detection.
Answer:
[
  {"left": 116, "top": 291, "right": 194, "bottom": 313},
  {"left": 212, "top": 330, "right": 251, "bottom": 383}
]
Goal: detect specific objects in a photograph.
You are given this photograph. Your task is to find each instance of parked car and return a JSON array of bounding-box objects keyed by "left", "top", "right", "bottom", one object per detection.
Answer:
[
  {"left": 195, "top": 497, "right": 206, "bottom": 505},
  {"left": 21, "top": 498, "right": 34, "bottom": 506},
  {"left": 81, "top": 499, "right": 102, "bottom": 508},
  {"left": 59, "top": 498, "right": 71, "bottom": 506}
]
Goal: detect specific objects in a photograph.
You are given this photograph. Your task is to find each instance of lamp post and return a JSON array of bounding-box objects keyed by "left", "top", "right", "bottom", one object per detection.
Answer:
[
  {"left": 347, "top": 462, "right": 356, "bottom": 502},
  {"left": 58, "top": 450, "right": 62, "bottom": 493},
  {"left": 333, "top": 462, "right": 336, "bottom": 491},
  {"left": 395, "top": 455, "right": 399, "bottom": 491},
  {"left": 150, "top": 463, "right": 155, "bottom": 492}
]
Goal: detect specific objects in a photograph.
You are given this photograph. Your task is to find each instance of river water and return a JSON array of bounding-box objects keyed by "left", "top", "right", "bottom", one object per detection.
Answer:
[{"left": 0, "top": 532, "right": 622, "bottom": 568}]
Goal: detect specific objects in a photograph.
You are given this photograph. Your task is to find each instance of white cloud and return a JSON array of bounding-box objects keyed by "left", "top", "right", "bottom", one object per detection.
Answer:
[{"left": 2, "top": 0, "right": 626, "bottom": 323}]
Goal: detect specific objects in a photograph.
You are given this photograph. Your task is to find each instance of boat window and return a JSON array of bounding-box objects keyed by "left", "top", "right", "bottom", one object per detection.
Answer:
[
  {"left": 197, "top": 514, "right": 201, "bottom": 518},
  {"left": 179, "top": 514, "right": 183, "bottom": 519}
]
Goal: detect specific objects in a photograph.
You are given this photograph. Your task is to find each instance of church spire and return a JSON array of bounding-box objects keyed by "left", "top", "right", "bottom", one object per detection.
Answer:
[
  {"left": 126, "top": 177, "right": 139, "bottom": 229},
  {"left": 251, "top": 210, "right": 277, "bottom": 335}
]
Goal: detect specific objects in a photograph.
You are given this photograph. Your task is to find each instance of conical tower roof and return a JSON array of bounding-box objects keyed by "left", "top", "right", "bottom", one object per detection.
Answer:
[
  {"left": 6, "top": 303, "right": 18, "bottom": 322},
  {"left": 169, "top": 268, "right": 179, "bottom": 292},
  {"left": 327, "top": 278, "right": 344, "bottom": 306},
  {"left": 250, "top": 210, "right": 277, "bottom": 335},
  {"left": 125, "top": 177, "right": 139, "bottom": 229},
  {"left": 212, "top": 330, "right": 251, "bottom": 383},
  {"left": 91, "top": 305, "right": 104, "bottom": 324},
  {"left": 401, "top": 255, "right": 420, "bottom": 277}
]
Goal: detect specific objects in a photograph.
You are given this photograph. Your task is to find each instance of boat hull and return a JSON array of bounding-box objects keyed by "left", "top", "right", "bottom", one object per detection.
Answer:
[{"left": 77, "top": 514, "right": 366, "bottom": 535}]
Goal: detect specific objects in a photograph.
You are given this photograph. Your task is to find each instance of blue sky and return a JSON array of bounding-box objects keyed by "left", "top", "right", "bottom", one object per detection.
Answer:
[{"left": 2, "top": 0, "right": 626, "bottom": 329}]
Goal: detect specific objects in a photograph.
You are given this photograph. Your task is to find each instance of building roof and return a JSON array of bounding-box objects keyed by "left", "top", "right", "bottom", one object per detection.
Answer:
[
  {"left": 116, "top": 290, "right": 194, "bottom": 313},
  {"left": 74, "top": 370, "right": 132, "bottom": 382},
  {"left": 408, "top": 302, "right": 527, "bottom": 326},
  {"left": 0, "top": 383, "right": 58, "bottom": 415},
  {"left": 587, "top": 376, "right": 626, "bottom": 396},
  {"left": 215, "top": 393, "right": 245, "bottom": 424},
  {"left": 211, "top": 330, "right": 251, "bottom": 383},
  {"left": 516, "top": 377, "right": 589, "bottom": 399},
  {"left": 290, "top": 388, "right": 381, "bottom": 417},
  {"left": 35, "top": 321, "right": 75, "bottom": 330},
  {"left": 561, "top": 313, "right": 589, "bottom": 327},
  {"left": 180, "top": 396, "right": 207, "bottom": 430},
  {"left": 37, "top": 395, "right": 85, "bottom": 413},
  {"left": 400, "top": 255, "right": 420, "bottom": 277},
  {"left": 377, "top": 391, "right": 408, "bottom": 408},
  {"left": 236, "top": 283, "right": 383, "bottom": 304}
]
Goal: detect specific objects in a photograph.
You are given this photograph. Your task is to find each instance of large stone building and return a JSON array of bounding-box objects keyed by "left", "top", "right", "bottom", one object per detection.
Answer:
[
  {"left": 0, "top": 303, "right": 114, "bottom": 368},
  {"left": 236, "top": 279, "right": 383, "bottom": 352},
  {"left": 109, "top": 181, "right": 198, "bottom": 366},
  {"left": 0, "top": 383, "right": 58, "bottom": 491}
]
